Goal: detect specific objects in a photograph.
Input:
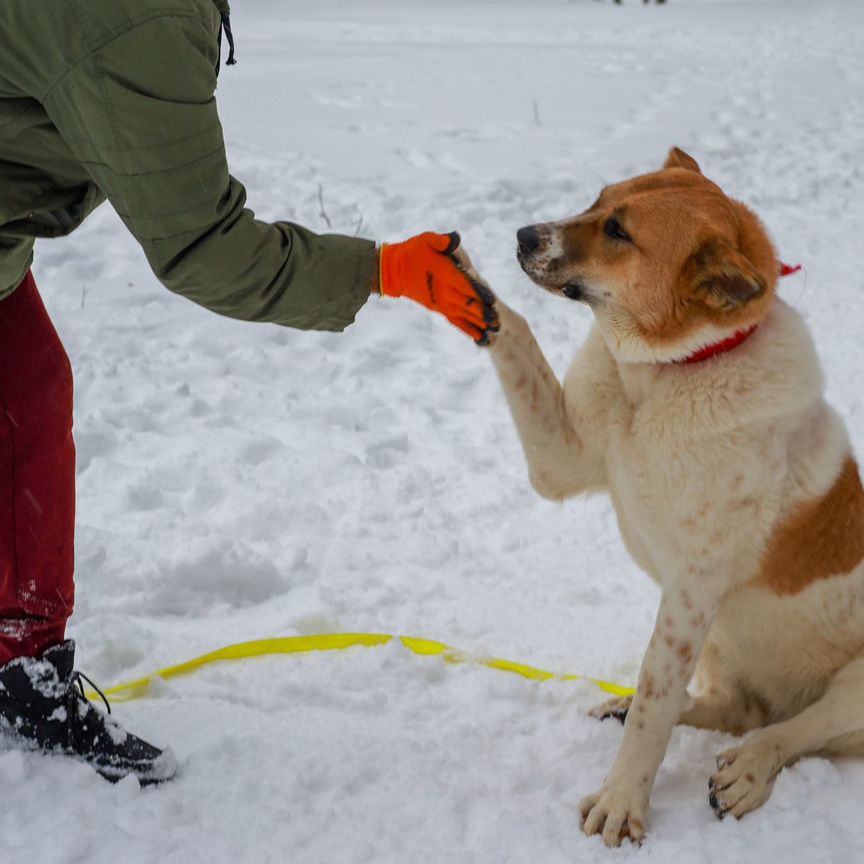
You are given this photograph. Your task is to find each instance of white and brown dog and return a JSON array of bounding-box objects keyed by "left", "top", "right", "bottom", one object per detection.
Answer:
[{"left": 461, "top": 148, "right": 864, "bottom": 846}]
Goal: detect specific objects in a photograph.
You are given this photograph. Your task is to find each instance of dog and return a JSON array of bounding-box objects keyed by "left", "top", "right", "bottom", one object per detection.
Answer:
[{"left": 456, "top": 147, "right": 864, "bottom": 846}]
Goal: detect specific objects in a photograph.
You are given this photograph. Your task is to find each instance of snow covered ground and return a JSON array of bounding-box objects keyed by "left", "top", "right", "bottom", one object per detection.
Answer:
[{"left": 3, "top": 0, "right": 864, "bottom": 861}]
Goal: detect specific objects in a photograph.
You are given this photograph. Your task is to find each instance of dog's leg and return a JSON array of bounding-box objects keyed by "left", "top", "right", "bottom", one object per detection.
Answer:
[
  {"left": 449, "top": 246, "right": 605, "bottom": 496},
  {"left": 579, "top": 586, "right": 717, "bottom": 846},
  {"left": 486, "top": 303, "right": 605, "bottom": 498},
  {"left": 679, "top": 642, "right": 769, "bottom": 734},
  {"left": 821, "top": 730, "right": 864, "bottom": 757},
  {"left": 709, "top": 654, "right": 864, "bottom": 820},
  {"left": 678, "top": 689, "right": 768, "bottom": 735},
  {"left": 588, "top": 688, "right": 767, "bottom": 735},
  {"left": 590, "top": 641, "right": 768, "bottom": 734}
]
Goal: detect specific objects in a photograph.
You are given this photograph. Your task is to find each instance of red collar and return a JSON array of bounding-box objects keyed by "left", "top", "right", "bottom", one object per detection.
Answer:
[
  {"left": 678, "top": 325, "right": 758, "bottom": 364},
  {"left": 676, "top": 260, "right": 801, "bottom": 365}
]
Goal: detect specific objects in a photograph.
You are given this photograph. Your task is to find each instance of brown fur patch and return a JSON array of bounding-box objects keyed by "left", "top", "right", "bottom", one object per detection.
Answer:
[
  {"left": 642, "top": 671, "right": 656, "bottom": 699},
  {"left": 523, "top": 151, "right": 778, "bottom": 355},
  {"left": 758, "top": 457, "right": 864, "bottom": 595}
]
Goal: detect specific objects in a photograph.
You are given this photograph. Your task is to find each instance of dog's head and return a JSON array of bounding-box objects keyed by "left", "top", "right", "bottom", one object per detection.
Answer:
[{"left": 516, "top": 148, "right": 778, "bottom": 363}]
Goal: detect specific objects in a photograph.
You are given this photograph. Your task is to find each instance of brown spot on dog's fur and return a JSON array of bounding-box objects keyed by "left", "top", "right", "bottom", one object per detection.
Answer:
[
  {"left": 758, "top": 457, "right": 864, "bottom": 595},
  {"left": 677, "top": 641, "right": 694, "bottom": 664},
  {"left": 642, "top": 672, "right": 656, "bottom": 699},
  {"left": 681, "top": 589, "right": 693, "bottom": 610}
]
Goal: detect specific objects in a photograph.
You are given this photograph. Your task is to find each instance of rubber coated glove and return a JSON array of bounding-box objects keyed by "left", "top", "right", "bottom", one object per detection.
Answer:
[{"left": 379, "top": 231, "right": 499, "bottom": 345}]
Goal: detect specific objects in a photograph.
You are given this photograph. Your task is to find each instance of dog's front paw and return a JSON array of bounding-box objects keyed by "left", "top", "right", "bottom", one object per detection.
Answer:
[
  {"left": 588, "top": 695, "right": 632, "bottom": 724},
  {"left": 446, "top": 244, "right": 500, "bottom": 345},
  {"left": 579, "top": 782, "right": 648, "bottom": 847}
]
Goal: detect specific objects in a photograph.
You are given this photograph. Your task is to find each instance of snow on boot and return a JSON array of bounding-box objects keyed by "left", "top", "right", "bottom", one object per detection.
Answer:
[{"left": 0, "top": 639, "right": 177, "bottom": 785}]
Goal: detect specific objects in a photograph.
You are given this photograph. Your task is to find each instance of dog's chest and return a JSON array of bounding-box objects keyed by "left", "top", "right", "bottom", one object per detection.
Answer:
[
  {"left": 604, "top": 416, "right": 705, "bottom": 578},
  {"left": 597, "top": 370, "right": 769, "bottom": 583},
  {"left": 563, "top": 334, "right": 799, "bottom": 583}
]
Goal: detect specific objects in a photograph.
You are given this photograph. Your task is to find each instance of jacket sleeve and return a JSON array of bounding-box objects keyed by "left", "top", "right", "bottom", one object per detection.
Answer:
[
  {"left": 0, "top": 233, "right": 34, "bottom": 300},
  {"left": 41, "top": 11, "right": 376, "bottom": 331}
]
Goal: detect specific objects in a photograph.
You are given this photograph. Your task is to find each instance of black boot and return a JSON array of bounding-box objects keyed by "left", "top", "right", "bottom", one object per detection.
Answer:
[{"left": 0, "top": 640, "right": 177, "bottom": 785}]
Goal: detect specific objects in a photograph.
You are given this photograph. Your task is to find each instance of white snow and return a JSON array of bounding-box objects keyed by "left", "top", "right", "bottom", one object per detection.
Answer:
[{"left": 2, "top": 0, "right": 864, "bottom": 861}]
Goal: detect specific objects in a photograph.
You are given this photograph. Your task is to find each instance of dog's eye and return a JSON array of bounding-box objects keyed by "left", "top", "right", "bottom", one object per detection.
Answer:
[{"left": 604, "top": 217, "right": 632, "bottom": 243}]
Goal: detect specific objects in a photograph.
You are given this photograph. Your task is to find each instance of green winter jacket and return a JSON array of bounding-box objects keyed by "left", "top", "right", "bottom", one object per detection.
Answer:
[{"left": 0, "top": 0, "right": 376, "bottom": 330}]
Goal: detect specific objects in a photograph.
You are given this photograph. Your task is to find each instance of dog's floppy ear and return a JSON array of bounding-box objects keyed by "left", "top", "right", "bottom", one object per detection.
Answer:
[
  {"left": 685, "top": 238, "right": 767, "bottom": 310},
  {"left": 663, "top": 147, "right": 702, "bottom": 174}
]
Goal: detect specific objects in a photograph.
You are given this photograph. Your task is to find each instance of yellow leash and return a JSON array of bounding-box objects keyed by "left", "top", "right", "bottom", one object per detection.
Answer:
[{"left": 88, "top": 633, "right": 634, "bottom": 703}]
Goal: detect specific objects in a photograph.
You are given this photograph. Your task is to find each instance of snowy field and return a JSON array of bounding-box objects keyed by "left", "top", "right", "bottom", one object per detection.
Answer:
[{"left": 4, "top": 0, "right": 864, "bottom": 861}]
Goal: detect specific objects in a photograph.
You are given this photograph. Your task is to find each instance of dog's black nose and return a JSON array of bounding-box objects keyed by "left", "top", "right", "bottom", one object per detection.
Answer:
[{"left": 517, "top": 226, "right": 541, "bottom": 257}]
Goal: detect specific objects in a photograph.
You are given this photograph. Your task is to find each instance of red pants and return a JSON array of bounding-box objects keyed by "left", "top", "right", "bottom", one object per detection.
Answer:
[{"left": 0, "top": 272, "right": 74, "bottom": 665}]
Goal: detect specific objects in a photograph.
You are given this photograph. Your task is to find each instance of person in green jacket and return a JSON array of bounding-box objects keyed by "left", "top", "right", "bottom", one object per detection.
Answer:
[{"left": 0, "top": 0, "right": 497, "bottom": 784}]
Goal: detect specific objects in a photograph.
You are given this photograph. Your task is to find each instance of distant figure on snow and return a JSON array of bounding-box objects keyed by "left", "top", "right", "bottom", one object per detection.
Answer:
[{"left": 0, "top": 1, "right": 496, "bottom": 784}]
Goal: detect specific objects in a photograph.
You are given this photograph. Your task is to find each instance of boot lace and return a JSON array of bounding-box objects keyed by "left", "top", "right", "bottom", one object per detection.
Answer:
[{"left": 70, "top": 670, "right": 112, "bottom": 715}]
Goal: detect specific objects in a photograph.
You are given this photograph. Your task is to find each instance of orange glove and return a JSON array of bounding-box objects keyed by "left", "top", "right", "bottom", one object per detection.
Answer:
[{"left": 379, "top": 231, "right": 499, "bottom": 345}]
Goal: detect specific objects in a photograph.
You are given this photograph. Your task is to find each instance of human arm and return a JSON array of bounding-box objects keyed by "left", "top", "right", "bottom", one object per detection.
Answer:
[{"left": 41, "top": 10, "right": 375, "bottom": 331}]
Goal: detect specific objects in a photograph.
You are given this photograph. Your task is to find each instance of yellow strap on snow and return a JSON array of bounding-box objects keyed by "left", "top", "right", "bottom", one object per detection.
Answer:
[{"left": 88, "top": 633, "right": 635, "bottom": 703}]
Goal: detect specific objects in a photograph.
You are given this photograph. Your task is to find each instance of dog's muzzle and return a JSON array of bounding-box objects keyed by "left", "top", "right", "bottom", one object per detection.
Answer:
[{"left": 516, "top": 224, "right": 593, "bottom": 304}]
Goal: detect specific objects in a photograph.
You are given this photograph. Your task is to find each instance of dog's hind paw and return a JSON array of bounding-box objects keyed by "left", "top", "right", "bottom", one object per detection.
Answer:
[
  {"left": 588, "top": 695, "right": 632, "bottom": 724},
  {"left": 709, "top": 740, "right": 781, "bottom": 820}
]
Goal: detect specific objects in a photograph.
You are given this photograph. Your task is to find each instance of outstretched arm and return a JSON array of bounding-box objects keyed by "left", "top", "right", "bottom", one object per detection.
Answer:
[{"left": 43, "top": 11, "right": 376, "bottom": 332}]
